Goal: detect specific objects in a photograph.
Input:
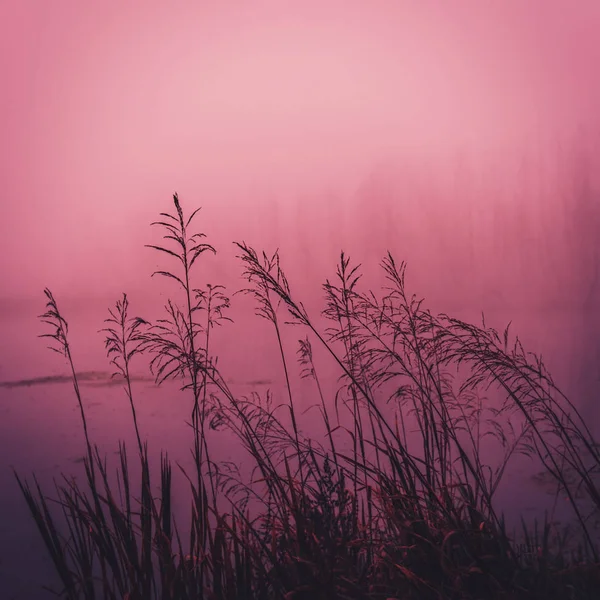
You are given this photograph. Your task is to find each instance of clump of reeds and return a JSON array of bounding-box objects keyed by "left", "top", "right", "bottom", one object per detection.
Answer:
[{"left": 15, "top": 193, "right": 600, "bottom": 599}]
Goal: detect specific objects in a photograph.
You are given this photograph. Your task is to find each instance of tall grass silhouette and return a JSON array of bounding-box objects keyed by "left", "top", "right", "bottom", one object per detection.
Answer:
[{"left": 15, "top": 194, "right": 600, "bottom": 599}]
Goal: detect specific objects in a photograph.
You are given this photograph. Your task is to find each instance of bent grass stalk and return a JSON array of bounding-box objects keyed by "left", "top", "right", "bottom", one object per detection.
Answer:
[{"left": 101, "top": 293, "right": 148, "bottom": 456}]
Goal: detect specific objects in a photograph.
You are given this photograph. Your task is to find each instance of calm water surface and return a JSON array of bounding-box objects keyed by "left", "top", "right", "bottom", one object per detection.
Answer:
[{"left": 1, "top": 300, "right": 599, "bottom": 598}]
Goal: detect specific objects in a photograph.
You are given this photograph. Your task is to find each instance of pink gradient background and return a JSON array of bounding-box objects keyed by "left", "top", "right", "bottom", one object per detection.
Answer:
[
  {"left": 2, "top": 2, "right": 600, "bottom": 597},
  {"left": 2, "top": 0, "right": 600, "bottom": 303}
]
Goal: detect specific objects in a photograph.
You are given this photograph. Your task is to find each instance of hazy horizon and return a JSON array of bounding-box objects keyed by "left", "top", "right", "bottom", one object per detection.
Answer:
[{"left": 2, "top": 0, "right": 600, "bottom": 307}]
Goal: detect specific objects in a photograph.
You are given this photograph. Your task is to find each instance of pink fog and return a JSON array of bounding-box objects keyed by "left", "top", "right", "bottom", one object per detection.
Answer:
[{"left": 1, "top": 1, "right": 600, "bottom": 598}]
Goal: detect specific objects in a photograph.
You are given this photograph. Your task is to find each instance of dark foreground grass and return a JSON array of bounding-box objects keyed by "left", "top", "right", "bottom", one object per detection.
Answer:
[{"left": 15, "top": 194, "right": 600, "bottom": 599}]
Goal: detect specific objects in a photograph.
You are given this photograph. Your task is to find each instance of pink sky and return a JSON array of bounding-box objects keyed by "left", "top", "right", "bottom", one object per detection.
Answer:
[{"left": 1, "top": 0, "right": 600, "bottom": 305}]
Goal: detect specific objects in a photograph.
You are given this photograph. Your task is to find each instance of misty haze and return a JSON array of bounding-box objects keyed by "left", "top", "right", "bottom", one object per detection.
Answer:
[{"left": 2, "top": 1, "right": 600, "bottom": 598}]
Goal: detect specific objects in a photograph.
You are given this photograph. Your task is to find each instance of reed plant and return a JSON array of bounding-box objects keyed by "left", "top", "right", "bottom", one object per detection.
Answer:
[{"left": 15, "top": 194, "right": 600, "bottom": 599}]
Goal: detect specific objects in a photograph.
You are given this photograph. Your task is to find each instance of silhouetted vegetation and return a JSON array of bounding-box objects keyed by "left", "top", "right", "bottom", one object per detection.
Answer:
[{"left": 16, "top": 194, "right": 600, "bottom": 599}]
